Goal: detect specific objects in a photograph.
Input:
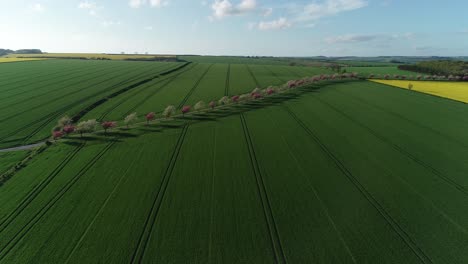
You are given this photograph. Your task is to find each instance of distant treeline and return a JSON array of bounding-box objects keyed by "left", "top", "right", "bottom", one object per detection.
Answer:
[
  {"left": 124, "top": 57, "right": 183, "bottom": 62},
  {"left": 0, "top": 49, "right": 42, "bottom": 56},
  {"left": 398, "top": 60, "right": 468, "bottom": 76}
]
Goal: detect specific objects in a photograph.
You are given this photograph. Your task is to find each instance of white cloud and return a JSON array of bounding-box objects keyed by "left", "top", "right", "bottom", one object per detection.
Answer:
[
  {"left": 101, "top": 20, "right": 122, "bottom": 27},
  {"left": 30, "top": 3, "right": 44, "bottom": 12},
  {"left": 325, "top": 34, "right": 378, "bottom": 44},
  {"left": 257, "top": 18, "right": 291, "bottom": 30},
  {"left": 130, "top": 0, "right": 169, "bottom": 8},
  {"left": 144, "top": 26, "right": 153, "bottom": 30},
  {"left": 296, "top": 0, "right": 367, "bottom": 21},
  {"left": 78, "top": 1, "right": 99, "bottom": 16},
  {"left": 78, "top": 1, "right": 96, "bottom": 9},
  {"left": 262, "top": 7, "right": 273, "bottom": 17},
  {"left": 211, "top": 0, "right": 257, "bottom": 19}
]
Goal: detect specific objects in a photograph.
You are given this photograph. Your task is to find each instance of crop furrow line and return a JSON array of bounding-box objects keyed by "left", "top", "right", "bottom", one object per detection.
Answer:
[
  {"left": 264, "top": 66, "right": 286, "bottom": 83},
  {"left": 282, "top": 105, "right": 433, "bottom": 264},
  {"left": 332, "top": 87, "right": 468, "bottom": 150},
  {"left": 0, "top": 63, "right": 126, "bottom": 105},
  {"left": 0, "top": 65, "right": 143, "bottom": 122},
  {"left": 0, "top": 141, "right": 116, "bottom": 261},
  {"left": 0, "top": 63, "right": 101, "bottom": 93},
  {"left": 266, "top": 112, "right": 357, "bottom": 263},
  {"left": 225, "top": 64, "right": 230, "bottom": 96},
  {"left": 246, "top": 65, "right": 261, "bottom": 88},
  {"left": 240, "top": 114, "right": 287, "bottom": 264},
  {"left": 177, "top": 64, "right": 214, "bottom": 109},
  {"left": 63, "top": 144, "right": 145, "bottom": 264},
  {"left": 83, "top": 62, "right": 192, "bottom": 122},
  {"left": 118, "top": 64, "right": 195, "bottom": 118},
  {"left": 0, "top": 61, "right": 169, "bottom": 120},
  {"left": 130, "top": 125, "right": 189, "bottom": 264},
  {"left": 0, "top": 64, "right": 183, "bottom": 145},
  {"left": 0, "top": 143, "right": 85, "bottom": 233},
  {"left": 315, "top": 95, "right": 468, "bottom": 196}
]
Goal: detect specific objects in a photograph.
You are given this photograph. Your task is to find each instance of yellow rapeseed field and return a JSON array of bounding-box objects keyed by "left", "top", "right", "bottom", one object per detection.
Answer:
[
  {"left": 370, "top": 80, "right": 468, "bottom": 103},
  {"left": 0, "top": 58, "right": 48, "bottom": 63}
]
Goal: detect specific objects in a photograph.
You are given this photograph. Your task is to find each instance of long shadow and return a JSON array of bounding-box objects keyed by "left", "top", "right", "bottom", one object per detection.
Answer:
[{"left": 68, "top": 80, "right": 360, "bottom": 144}]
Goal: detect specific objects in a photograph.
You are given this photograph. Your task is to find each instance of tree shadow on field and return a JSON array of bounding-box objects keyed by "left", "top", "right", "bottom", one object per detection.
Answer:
[
  {"left": 62, "top": 140, "right": 83, "bottom": 147},
  {"left": 67, "top": 81, "right": 360, "bottom": 144}
]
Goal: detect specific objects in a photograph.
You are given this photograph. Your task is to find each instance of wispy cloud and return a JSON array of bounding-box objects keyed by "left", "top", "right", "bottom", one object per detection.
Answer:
[
  {"left": 210, "top": 0, "right": 256, "bottom": 19},
  {"left": 30, "top": 3, "right": 45, "bottom": 13},
  {"left": 78, "top": 1, "right": 98, "bottom": 16},
  {"left": 325, "top": 32, "right": 418, "bottom": 44},
  {"left": 130, "top": 0, "right": 169, "bottom": 8},
  {"left": 262, "top": 7, "right": 273, "bottom": 17},
  {"left": 326, "top": 34, "right": 378, "bottom": 44},
  {"left": 296, "top": 0, "right": 368, "bottom": 21},
  {"left": 256, "top": 18, "right": 291, "bottom": 30}
]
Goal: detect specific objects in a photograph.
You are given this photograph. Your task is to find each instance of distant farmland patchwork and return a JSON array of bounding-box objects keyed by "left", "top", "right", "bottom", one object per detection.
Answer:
[{"left": 0, "top": 59, "right": 467, "bottom": 263}]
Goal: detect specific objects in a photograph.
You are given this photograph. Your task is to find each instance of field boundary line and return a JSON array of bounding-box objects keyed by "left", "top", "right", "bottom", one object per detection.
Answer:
[
  {"left": 121, "top": 63, "right": 198, "bottom": 118},
  {"left": 282, "top": 105, "right": 433, "bottom": 264},
  {"left": 263, "top": 66, "right": 286, "bottom": 83},
  {"left": 63, "top": 144, "right": 145, "bottom": 264},
  {"left": 315, "top": 93, "right": 468, "bottom": 196},
  {"left": 130, "top": 125, "right": 189, "bottom": 264},
  {"left": 265, "top": 111, "right": 357, "bottom": 263},
  {"left": 207, "top": 126, "right": 218, "bottom": 264},
  {"left": 246, "top": 65, "right": 261, "bottom": 88},
  {"left": 240, "top": 114, "right": 287, "bottom": 264},
  {"left": 0, "top": 141, "right": 116, "bottom": 261},
  {"left": 0, "top": 143, "right": 84, "bottom": 233},
  {"left": 177, "top": 64, "right": 214, "bottom": 108},
  {"left": 225, "top": 64, "right": 230, "bottom": 96}
]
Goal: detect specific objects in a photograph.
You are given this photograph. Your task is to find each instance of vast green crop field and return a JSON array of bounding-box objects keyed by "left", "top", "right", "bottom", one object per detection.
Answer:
[
  {"left": 0, "top": 58, "right": 467, "bottom": 263},
  {"left": 0, "top": 59, "right": 333, "bottom": 151}
]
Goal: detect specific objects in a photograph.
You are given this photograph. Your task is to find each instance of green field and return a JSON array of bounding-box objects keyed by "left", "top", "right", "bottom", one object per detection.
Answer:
[
  {"left": 0, "top": 151, "right": 30, "bottom": 174},
  {"left": 0, "top": 60, "right": 332, "bottom": 149},
  {"left": 0, "top": 59, "right": 467, "bottom": 263}
]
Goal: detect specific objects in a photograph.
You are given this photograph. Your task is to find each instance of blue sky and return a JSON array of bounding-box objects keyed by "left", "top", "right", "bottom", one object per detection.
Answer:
[{"left": 0, "top": 0, "right": 467, "bottom": 56}]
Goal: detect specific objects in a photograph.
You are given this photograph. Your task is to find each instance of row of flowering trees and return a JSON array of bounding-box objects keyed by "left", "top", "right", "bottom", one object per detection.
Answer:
[
  {"left": 51, "top": 73, "right": 360, "bottom": 140},
  {"left": 368, "top": 74, "right": 468, "bottom": 81}
]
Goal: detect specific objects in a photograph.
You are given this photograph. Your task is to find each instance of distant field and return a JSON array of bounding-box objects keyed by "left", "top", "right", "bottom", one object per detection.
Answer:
[
  {"left": 0, "top": 60, "right": 182, "bottom": 148},
  {"left": 371, "top": 80, "right": 468, "bottom": 103},
  {"left": 0, "top": 80, "right": 467, "bottom": 262},
  {"left": 5, "top": 53, "right": 175, "bottom": 60},
  {"left": 0, "top": 59, "right": 332, "bottom": 149},
  {"left": 0, "top": 58, "right": 48, "bottom": 63}
]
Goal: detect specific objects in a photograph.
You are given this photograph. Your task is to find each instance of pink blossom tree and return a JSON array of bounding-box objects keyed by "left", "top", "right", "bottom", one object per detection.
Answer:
[
  {"left": 63, "top": 125, "right": 75, "bottom": 135},
  {"left": 52, "top": 131, "right": 64, "bottom": 140},
  {"left": 181, "top": 105, "right": 191, "bottom": 116},
  {"left": 231, "top": 95, "right": 240, "bottom": 103},
  {"left": 209, "top": 101, "right": 216, "bottom": 109},
  {"left": 145, "top": 112, "right": 155, "bottom": 125},
  {"left": 102, "top": 121, "right": 117, "bottom": 135}
]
